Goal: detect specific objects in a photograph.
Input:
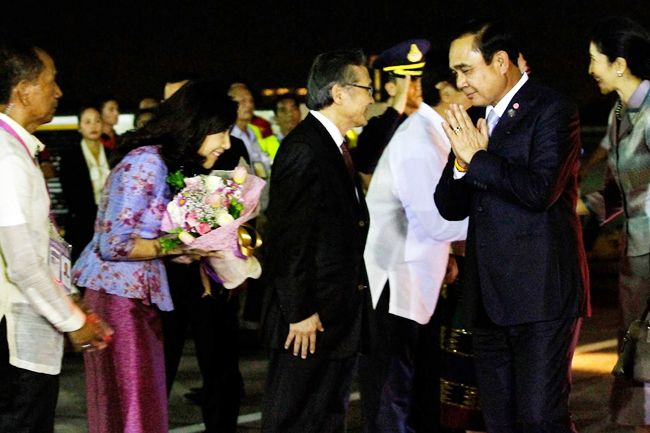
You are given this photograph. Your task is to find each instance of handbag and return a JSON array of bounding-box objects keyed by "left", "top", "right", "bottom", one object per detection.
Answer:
[{"left": 612, "top": 305, "right": 650, "bottom": 382}]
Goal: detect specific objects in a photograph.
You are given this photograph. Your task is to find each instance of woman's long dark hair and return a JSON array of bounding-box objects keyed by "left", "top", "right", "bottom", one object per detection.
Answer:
[
  {"left": 112, "top": 80, "right": 237, "bottom": 173},
  {"left": 591, "top": 17, "right": 650, "bottom": 81}
]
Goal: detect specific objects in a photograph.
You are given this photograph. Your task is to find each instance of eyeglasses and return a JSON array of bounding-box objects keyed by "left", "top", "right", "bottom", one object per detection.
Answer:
[{"left": 344, "top": 84, "right": 374, "bottom": 97}]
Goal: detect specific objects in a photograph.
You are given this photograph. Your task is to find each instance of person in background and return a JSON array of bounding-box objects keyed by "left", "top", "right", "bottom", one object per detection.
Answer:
[
  {"left": 273, "top": 93, "right": 302, "bottom": 142},
  {"left": 353, "top": 39, "right": 429, "bottom": 191},
  {"left": 585, "top": 17, "right": 650, "bottom": 431},
  {"left": 59, "top": 106, "right": 112, "bottom": 263},
  {"left": 98, "top": 97, "right": 119, "bottom": 150},
  {"left": 139, "top": 96, "right": 159, "bottom": 110},
  {"left": 0, "top": 42, "right": 109, "bottom": 433},
  {"left": 229, "top": 82, "right": 280, "bottom": 171},
  {"left": 73, "top": 81, "right": 235, "bottom": 433},
  {"left": 134, "top": 108, "right": 156, "bottom": 129}
]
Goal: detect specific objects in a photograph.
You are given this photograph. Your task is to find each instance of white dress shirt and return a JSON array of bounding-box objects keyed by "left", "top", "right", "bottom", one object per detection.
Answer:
[
  {"left": 364, "top": 103, "right": 468, "bottom": 324},
  {"left": 310, "top": 110, "right": 345, "bottom": 151}
]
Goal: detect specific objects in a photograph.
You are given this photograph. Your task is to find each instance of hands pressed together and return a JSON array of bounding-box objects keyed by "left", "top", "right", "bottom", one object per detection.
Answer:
[
  {"left": 285, "top": 312, "right": 325, "bottom": 359},
  {"left": 442, "top": 104, "right": 489, "bottom": 170}
]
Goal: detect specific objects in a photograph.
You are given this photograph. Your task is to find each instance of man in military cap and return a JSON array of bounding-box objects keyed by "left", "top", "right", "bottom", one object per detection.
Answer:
[{"left": 353, "top": 39, "right": 429, "bottom": 176}]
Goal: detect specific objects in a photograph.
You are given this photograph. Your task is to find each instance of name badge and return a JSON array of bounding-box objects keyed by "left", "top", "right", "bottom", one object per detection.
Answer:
[{"left": 49, "top": 222, "right": 74, "bottom": 294}]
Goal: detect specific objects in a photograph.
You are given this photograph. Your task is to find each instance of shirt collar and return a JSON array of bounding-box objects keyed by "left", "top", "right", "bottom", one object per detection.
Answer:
[
  {"left": 80, "top": 139, "right": 108, "bottom": 168},
  {"left": 486, "top": 72, "right": 529, "bottom": 120},
  {"left": 231, "top": 124, "right": 255, "bottom": 143},
  {"left": 629, "top": 80, "right": 650, "bottom": 110},
  {"left": 310, "top": 110, "right": 345, "bottom": 148},
  {"left": 0, "top": 112, "right": 45, "bottom": 157}
]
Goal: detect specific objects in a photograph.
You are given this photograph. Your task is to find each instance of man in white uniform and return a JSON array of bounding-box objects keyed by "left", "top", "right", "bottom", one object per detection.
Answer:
[{"left": 360, "top": 51, "right": 472, "bottom": 433}]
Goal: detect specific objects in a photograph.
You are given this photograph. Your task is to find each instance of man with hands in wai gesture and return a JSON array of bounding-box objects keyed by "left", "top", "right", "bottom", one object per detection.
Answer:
[{"left": 435, "top": 21, "right": 590, "bottom": 432}]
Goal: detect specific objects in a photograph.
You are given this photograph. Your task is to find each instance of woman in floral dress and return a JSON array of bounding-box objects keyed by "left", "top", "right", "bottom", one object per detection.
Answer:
[{"left": 72, "top": 81, "right": 236, "bottom": 433}]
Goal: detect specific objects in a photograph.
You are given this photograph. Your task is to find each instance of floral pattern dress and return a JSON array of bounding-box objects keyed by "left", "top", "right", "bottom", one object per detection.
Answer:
[{"left": 72, "top": 145, "right": 173, "bottom": 311}]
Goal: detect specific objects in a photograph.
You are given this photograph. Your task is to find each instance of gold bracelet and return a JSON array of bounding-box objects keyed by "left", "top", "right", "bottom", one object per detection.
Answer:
[{"left": 454, "top": 158, "right": 468, "bottom": 172}]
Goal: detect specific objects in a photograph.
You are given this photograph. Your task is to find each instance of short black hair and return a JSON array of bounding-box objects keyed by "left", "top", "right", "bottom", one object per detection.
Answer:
[
  {"left": 307, "top": 50, "right": 367, "bottom": 111},
  {"left": 95, "top": 95, "right": 118, "bottom": 113},
  {"left": 0, "top": 42, "right": 44, "bottom": 104},
  {"left": 591, "top": 16, "right": 650, "bottom": 81},
  {"left": 78, "top": 105, "right": 100, "bottom": 119},
  {"left": 421, "top": 50, "right": 457, "bottom": 106},
  {"left": 273, "top": 93, "right": 300, "bottom": 114},
  {"left": 454, "top": 21, "right": 520, "bottom": 65}
]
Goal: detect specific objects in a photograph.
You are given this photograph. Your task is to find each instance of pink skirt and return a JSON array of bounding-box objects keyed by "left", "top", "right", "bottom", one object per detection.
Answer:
[{"left": 83, "top": 289, "right": 168, "bottom": 433}]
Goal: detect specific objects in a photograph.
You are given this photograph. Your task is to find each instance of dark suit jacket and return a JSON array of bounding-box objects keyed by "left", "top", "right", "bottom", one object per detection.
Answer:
[
  {"left": 261, "top": 113, "right": 369, "bottom": 359},
  {"left": 58, "top": 142, "right": 111, "bottom": 262},
  {"left": 434, "top": 79, "right": 591, "bottom": 329}
]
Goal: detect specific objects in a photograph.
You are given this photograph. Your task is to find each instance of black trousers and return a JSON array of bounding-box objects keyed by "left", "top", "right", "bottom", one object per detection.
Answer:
[
  {"left": 262, "top": 350, "right": 358, "bottom": 433},
  {"left": 472, "top": 316, "right": 581, "bottom": 433},
  {"left": 358, "top": 283, "right": 443, "bottom": 433},
  {"left": 162, "top": 262, "right": 243, "bottom": 433},
  {"left": 0, "top": 318, "right": 60, "bottom": 433}
]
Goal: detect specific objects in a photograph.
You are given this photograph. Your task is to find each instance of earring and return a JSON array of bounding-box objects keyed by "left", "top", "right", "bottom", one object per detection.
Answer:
[{"left": 617, "top": 71, "right": 623, "bottom": 77}]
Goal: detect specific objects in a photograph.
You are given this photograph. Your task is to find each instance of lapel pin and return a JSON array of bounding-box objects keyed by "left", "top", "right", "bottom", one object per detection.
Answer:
[
  {"left": 513, "top": 103, "right": 520, "bottom": 109},
  {"left": 507, "top": 109, "right": 516, "bottom": 117}
]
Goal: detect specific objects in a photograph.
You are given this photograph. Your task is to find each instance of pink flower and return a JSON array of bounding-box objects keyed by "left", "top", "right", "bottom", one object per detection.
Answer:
[
  {"left": 196, "top": 222, "right": 212, "bottom": 235},
  {"left": 233, "top": 166, "right": 248, "bottom": 184},
  {"left": 184, "top": 176, "right": 201, "bottom": 188},
  {"left": 205, "top": 192, "right": 222, "bottom": 208},
  {"left": 178, "top": 231, "right": 195, "bottom": 245},
  {"left": 186, "top": 211, "right": 199, "bottom": 227}
]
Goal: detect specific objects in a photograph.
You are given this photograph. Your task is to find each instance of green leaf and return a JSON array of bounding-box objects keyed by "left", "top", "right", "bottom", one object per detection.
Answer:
[
  {"left": 166, "top": 227, "right": 184, "bottom": 234},
  {"left": 159, "top": 237, "right": 182, "bottom": 255},
  {"left": 229, "top": 200, "right": 244, "bottom": 219},
  {"left": 166, "top": 170, "right": 186, "bottom": 191}
]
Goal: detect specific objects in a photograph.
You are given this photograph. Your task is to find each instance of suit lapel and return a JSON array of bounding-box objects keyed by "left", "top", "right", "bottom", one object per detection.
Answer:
[
  {"left": 306, "top": 114, "right": 362, "bottom": 211},
  {"left": 490, "top": 80, "right": 538, "bottom": 146}
]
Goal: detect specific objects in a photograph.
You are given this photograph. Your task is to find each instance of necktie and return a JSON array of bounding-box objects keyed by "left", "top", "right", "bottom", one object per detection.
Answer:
[
  {"left": 340, "top": 140, "right": 355, "bottom": 181},
  {"left": 487, "top": 109, "right": 500, "bottom": 136}
]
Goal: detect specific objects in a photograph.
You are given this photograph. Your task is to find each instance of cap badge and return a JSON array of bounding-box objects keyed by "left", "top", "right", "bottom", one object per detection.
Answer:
[{"left": 407, "top": 44, "right": 423, "bottom": 63}]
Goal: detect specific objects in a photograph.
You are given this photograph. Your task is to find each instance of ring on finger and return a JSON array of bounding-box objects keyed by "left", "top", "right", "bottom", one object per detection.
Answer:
[{"left": 452, "top": 125, "right": 462, "bottom": 134}]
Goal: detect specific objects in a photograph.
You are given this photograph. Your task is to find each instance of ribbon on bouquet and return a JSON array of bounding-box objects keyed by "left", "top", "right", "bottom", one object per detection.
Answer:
[{"left": 199, "top": 223, "right": 263, "bottom": 296}]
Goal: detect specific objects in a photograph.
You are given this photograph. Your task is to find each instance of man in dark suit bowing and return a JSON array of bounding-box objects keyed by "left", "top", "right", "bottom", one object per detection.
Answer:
[
  {"left": 261, "top": 50, "right": 373, "bottom": 433},
  {"left": 434, "top": 21, "right": 590, "bottom": 432}
]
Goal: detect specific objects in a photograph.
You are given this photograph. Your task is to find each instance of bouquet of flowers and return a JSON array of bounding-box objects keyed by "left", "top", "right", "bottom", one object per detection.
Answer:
[{"left": 161, "top": 165, "right": 266, "bottom": 292}]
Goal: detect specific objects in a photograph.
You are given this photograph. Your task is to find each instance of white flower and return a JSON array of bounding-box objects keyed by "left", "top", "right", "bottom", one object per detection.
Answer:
[
  {"left": 167, "top": 200, "right": 183, "bottom": 225},
  {"left": 215, "top": 209, "right": 235, "bottom": 226},
  {"left": 204, "top": 175, "right": 224, "bottom": 194}
]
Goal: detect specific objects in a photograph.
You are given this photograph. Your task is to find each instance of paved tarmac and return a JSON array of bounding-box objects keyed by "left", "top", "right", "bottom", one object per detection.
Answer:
[{"left": 52, "top": 277, "right": 633, "bottom": 433}]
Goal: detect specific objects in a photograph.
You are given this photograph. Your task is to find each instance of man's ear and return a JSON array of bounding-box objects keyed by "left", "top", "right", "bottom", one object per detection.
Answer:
[
  {"left": 14, "top": 81, "right": 31, "bottom": 106},
  {"left": 492, "top": 50, "right": 511, "bottom": 74},
  {"left": 331, "top": 83, "right": 346, "bottom": 105}
]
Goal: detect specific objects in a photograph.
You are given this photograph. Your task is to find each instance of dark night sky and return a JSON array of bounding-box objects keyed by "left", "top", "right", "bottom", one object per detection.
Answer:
[{"left": 2, "top": 0, "right": 650, "bottom": 123}]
